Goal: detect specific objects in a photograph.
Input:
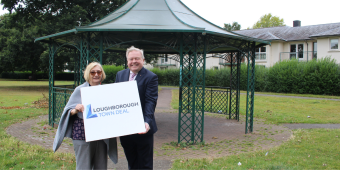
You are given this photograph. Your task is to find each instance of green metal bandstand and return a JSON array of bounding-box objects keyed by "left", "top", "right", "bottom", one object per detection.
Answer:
[{"left": 35, "top": 0, "right": 270, "bottom": 144}]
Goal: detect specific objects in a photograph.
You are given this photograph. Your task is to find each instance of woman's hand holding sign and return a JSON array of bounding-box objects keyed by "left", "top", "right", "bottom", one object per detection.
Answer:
[{"left": 70, "top": 104, "right": 84, "bottom": 116}]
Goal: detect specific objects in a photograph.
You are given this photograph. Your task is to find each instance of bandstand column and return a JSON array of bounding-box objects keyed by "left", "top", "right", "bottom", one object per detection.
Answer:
[
  {"left": 48, "top": 42, "right": 56, "bottom": 126},
  {"left": 246, "top": 42, "right": 256, "bottom": 133},
  {"left": 178, "top": 33, "right": 206, "bottom": 143}
]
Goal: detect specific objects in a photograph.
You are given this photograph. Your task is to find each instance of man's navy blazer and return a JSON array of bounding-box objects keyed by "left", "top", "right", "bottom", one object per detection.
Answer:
[{"left": 115, "top": 67, "right": 158, "bottom": 135}]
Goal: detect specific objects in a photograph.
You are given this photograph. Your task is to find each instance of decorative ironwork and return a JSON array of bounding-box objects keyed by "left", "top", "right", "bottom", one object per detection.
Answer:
[
  {"left": 229, "top": 52, "right": 240, "bottom": 120},
  {"left": 74, "top": 50, "right": 80, "bottom": 87},
  {"left": 166, "top": 53, "right": 233, "bottom": 63},
  {"left": 48, "top": 43, "right": 56, "bottom": 126},
  {"left": 51, "top": 87, "right": 74, "bottom": 125},
  {"left": 204, "top": 86, "right": 230, "bottom": 115},
  {"left": 87, "top": 32, "right": 102, "bottom": 62},
  {"left": 46, "top": 30, "right": 259, "bottom": 139},
  {"left": 236, "top": 52, "right": 241, "bottom": 121},
  {"left": 246, "top": 42, "right": 256, "bottom": 133},
  {"left": 178, "top": 33, "right": 205, "bottom": 143},
  {"left": 79, "top": 34, "right": 87, "bottom": 84}
]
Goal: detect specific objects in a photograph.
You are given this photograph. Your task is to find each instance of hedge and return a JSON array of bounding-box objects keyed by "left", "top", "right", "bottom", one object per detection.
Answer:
[
  {"left": 266, "top": 58, "right": 340, "bottom": 95},
  {"left": 101, "top": 65, "right": 125, "bottom": 84},
  {"left": 2, "top": 58, "right": 339, "bottom": 95}
]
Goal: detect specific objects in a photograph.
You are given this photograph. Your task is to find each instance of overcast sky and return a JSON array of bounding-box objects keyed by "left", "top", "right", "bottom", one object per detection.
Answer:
[
  {"left": 181, "top": 0, "right": 340, "bottom": 29},
  {"left": 0, "top": 4, "right": 8, "bottom": 15},
  {"left": 1, "top": 0, "right": 340, "bottom": 29}
]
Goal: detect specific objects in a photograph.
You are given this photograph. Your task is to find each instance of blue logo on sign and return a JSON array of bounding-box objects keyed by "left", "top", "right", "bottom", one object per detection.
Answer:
[{"left": 86, "top": 104, "right": 98, "bottom": 119}]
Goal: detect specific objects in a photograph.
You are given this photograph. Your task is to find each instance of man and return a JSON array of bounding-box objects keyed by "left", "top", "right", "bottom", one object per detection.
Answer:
[{"left": 115, "top": 46, "right": 158, "bottom": 169}]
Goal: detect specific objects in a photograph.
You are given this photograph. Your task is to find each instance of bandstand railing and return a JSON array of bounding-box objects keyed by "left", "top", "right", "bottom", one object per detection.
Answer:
[
  {"left": 204, "top": 86, "right": 230, "bottom": 115},
  {"left": 50, "top": 86, "right": 74, "bottom": 126},
  {"left": 199, "top": 86, "right": 233, "bottom": 118},
  {"left": 49, "top": 85, "right": 233, "bottom": 126}
]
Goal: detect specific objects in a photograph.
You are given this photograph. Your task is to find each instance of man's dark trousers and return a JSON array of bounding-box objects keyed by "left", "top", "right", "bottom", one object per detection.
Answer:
[
  {"left": 120, "top": 134, "right": 154, "bottom": 169},
  {"left": 115, "top": 67, "right": 158, "bottom": 169}
]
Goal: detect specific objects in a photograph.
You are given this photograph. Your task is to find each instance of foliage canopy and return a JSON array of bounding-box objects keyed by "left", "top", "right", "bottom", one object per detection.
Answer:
[
  {"left": 252, "top": 13, "right": 285, "bottom": 29},
  {"left": 223, "top": 22, "right": 241, "bottom": 31},
  {"left": 0, "top": 0, "right": 130, "bottom": 77}
]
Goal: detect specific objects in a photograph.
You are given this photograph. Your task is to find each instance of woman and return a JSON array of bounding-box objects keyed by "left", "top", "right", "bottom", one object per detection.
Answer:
[{"left": 53, "top": 62, "right": 117, "bottom": 170}]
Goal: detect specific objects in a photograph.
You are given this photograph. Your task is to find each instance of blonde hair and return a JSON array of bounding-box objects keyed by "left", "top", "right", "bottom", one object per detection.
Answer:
[
  {"left": 126, "top": 46, "right": 144, "bottom": 59},
  {"left": 83, "top": 62, "right": 106, "bottom": 83}
]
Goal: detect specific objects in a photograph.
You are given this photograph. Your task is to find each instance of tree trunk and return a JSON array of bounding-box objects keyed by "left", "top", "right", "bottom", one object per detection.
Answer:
[{"left": 30, "top": 69, "right": 37, "bottom": 80}]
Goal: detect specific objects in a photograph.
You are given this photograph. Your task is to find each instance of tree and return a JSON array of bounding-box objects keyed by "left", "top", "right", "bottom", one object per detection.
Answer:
[
  {"left": 103, "top": 52, "right": 158, "bottom": 67},
  {"left": 223, "top": 22, "right": 241, "bottom": 31},
  {"left": 0, "top": 13, "right": 51, "bottom": 77},
  {"left": 252, "top": 13, "right": 285, "bottom": 29},
  {"left": 1, "top": 0, "right": 127, "bottom": 28},
  {"left": 0, "top": 0, "right": 126, "bottom": 77}
]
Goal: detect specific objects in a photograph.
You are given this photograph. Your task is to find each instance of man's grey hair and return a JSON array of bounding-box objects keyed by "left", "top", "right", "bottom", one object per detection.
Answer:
[{"left": 126, "top": 46, "right": 145, "bottom": 59}]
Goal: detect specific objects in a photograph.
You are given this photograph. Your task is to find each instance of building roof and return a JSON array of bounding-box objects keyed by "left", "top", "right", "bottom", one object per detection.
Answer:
[
  {"left": 234, "top": 22, "right": 340, "bottom": 41},
  {"left": 311, "top": 26, "right": 340, "bottom": 37}
]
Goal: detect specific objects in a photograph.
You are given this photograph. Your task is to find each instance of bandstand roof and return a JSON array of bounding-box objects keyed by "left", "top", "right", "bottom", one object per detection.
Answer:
[{"left": 35, "top": 0, "right": 269, "bottom": 53}]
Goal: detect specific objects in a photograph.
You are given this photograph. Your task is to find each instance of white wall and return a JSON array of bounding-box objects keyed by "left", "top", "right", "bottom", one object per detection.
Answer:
[
  {"left": 254, "top": 45, "right": 270, "bottom": 67},
  {"left": 266, "top": 40, "right": 317, "bottom": 66},
  {"left": 152, "top": 57, "right": 179, "bottom": 69},
  {"left": 317, "top": 37, "right": 340, "bottom": 63},
  {"left": 154, "top": 55, "right": 222, "bottom": 70},
  {"left": 152, "top": 37, "right": 340, "bottom": 70},
  {"left": 205, "top": 57, "right": 220, "bottom": 69},
  {"left": 143, "top": 63, "right": 154, "bottom": 69},
  {"left": 269, "top": 42, "right": 283, "bottom": 67}
]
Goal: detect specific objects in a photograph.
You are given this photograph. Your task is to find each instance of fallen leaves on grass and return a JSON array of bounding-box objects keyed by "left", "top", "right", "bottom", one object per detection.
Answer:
[
  {"left": 31, "top": 93, "right": 48, "bottom": 109},
  {"left": 0, "top": 94, "right": 47, "bottom": 110},
  {"left": 0, "top": 106, "right": 22, "bottom": 109}
]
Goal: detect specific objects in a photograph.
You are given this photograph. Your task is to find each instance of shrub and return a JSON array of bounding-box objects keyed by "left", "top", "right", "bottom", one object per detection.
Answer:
[
  {"left": 55, "top": 72, "right": 74, "bottom": 80},
  {"left": 267, "top": 57, "right": 340, "bottom": 95},
  {"left": 102, "top": 65, "right": 125, "bottom": 84},
  {"left": 149, "top": 68, "right": 180, "bottom": 86}
]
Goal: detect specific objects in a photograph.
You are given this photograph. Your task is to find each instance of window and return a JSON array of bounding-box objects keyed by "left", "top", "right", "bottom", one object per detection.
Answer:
[
  {"left": 330, "top": 39, "right": 339, "bottom": 49},
  {"left": 290, "top": 44, "right": 304, "bottom": 59},
  {"left": 161, "top": 57, "right": 168, "bottom": 64},
  {"left": 255, "top": 46, "right": 266, "bottom": 60},
  {"left": 213, "top": 66, "right": 218, "bottom": 70}
]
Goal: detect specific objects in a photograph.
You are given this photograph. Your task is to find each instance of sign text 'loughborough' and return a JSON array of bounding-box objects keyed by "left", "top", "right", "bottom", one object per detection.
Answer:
[{"left": 87, "top": 102, "right": 139, "bottom": 119}]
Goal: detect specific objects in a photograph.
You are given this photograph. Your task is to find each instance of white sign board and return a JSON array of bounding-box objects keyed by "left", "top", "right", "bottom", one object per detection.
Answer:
[{"left": 80, "top": 81, "right": 145, "bottom": 142}]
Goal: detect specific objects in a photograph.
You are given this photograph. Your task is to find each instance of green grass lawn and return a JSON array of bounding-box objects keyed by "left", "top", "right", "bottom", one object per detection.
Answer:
[
  {"left": 241, "top": 95, "right": 340, "bottom": 124},
  {"left": 1, "top": 80, "right": 340, "bottom": 169},
  {"left": 242, "top": 91, "right": 340, "bottom": 100},
  {"left": 0, "top": 79, "right": 76, "bottom": 169},
  {"left": 172, "top": 129, "right": 340, "bottom": 169},
  {"left": 170, "top": 89, "right": 340, "bottom": 169},
  {"left": 0, "top": 79, "right": 73, "bottom": 87}
]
